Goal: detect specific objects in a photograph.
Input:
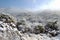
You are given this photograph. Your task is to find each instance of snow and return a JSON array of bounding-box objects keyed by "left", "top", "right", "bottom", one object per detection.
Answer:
[{"left": 0, "top": 13, "right": 59, "bottom": 40}]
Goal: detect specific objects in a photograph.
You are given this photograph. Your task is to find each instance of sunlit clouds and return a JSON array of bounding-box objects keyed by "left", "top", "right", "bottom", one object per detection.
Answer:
[{"left": 39, "top": 0, "right": 60, "bottom": 10}]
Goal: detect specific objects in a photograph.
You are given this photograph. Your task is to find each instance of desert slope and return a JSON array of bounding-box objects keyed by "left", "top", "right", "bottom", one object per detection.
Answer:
[{"left": 0, "top": 8, "right": 60, "bottom": 40}]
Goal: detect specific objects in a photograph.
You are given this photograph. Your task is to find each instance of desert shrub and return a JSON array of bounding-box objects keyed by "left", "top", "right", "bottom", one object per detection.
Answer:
[
  {"left": 16, "top": 22, "right": 23, "bottom": 28},
  {"left": 16, "top": 21, "right": 25, "bottom": 25},
  {"left": 0, "top": 14, "right": 15, "bottom": 23},
  {"left": 45, "top": 21, "right": 58, "bottom": 31},
  {"left": 34, "top": 25, "right": 45, "bottom": 34},
  {"left": 38, "top": 25, "right": 44, "bottom": 33},
  {"left": 16, "top": 21, "right": 25, "bottom": 31},
  {"left": 38, "top": 25, "right": 45, "bottom": 33},
  {"left": 45, "top": 21, "right": 60, "bottom": 37}
]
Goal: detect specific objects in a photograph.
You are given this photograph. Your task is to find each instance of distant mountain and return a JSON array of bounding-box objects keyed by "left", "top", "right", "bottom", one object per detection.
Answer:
[
  {"left": 0, "top": 8, "right": 60, "bottom": 22},
  {"left": 37, "top": 10, "right": 60, "bottom": 21}
]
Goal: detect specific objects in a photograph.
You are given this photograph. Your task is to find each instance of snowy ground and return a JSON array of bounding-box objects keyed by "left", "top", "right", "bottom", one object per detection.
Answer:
[{"left": 0, "top": 9, "right": 60, "bottom": 40}]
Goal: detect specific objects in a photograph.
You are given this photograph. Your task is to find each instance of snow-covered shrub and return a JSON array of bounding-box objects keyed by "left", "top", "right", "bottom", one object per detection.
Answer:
[
  {"left": 33, "top": 25, "right": 45, "bottom": 34},
  {"left": 45, "top": 21, "right": 59, "bottom": 31},
  {"left": 45, "top": 21, "right": 59, "bottom": 37},
  {"left": 16, "top": 22, "right": 25, "bottom": 31},
  {"left": 0, "top": 14, "right": 16, "bottom": 23},
  {"left": 38, "top": 25, "right": 45, "bottom": 33}
]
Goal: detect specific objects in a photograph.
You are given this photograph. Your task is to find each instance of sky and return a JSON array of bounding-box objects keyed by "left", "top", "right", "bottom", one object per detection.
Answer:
[
  {"left": 0, "top": 0, "right": 60, "bottom": 11},
  {"left": 40, "top": 0, "right": 60, "bottom": 10}
]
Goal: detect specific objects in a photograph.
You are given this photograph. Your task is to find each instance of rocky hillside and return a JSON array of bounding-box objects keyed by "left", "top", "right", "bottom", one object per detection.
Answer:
[{"left": 0, "top": 13, "right": 59, "bottom": 40}]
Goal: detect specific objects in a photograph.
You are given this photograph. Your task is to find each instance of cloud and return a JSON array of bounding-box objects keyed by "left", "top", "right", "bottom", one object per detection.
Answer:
[{"left": 40, "top": 0, "right": 60, "bottom": 10}]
